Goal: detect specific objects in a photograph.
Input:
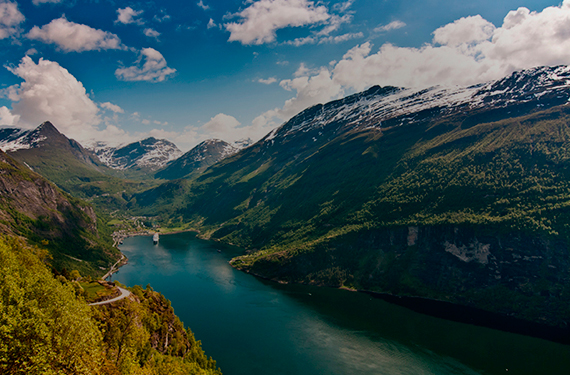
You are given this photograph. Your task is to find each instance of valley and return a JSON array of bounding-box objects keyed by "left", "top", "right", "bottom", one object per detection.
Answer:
[{"left": 4, "top": 64, "right": 570, "bottom": 373}]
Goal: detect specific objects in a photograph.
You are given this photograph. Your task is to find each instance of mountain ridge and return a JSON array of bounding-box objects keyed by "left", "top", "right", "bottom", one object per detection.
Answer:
[
  {"left": 90, "top": 137, "right": 182, "bottom": 173},
  {"left": 155, "top": 138, "right": 251, "bottom": 180}
]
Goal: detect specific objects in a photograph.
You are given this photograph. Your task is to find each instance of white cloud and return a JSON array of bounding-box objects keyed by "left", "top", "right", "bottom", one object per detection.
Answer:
[
  {"left": 374, "top": 20, "right": 406, "bottom": 33},
  {"left": 100, "top": 102, "right": 124, "bottom": 113},
  {"left": 258, "top": 77, "right": 277, "bottom": 84},
  {"left": 319, "top": 31, "right": 363, "bottom": 44},
  {"left": 333, "top": 1, "right": 354, "bottom": 13},
  {"left": 115, "top": 48, "right": 176, "bottom": 82},
  {"left": 27, "top": 17, "right": 124, "bottom": 52},
  {"left": 144, "top": 28, "right": 160, "bottom": 39},
  {"left": 256, "top": 0, "right": 570, "bottom": 129},
  {"left": 293, "top": 62, "right": 314, "bottom": 77},
  {"left": 32, "top": 0, "right": 62, "bottom": 4},
  {"left": 0, "top": 0, "right": 24, "bottom": 39},
  {"left": 0, "top": 106, "right": 19, "bottom": 125},
  {"left": 225, "top": 0, "right": 330, "bottom": 45},
  {"left": 432, "top": 15, "right": 494, "bottom": 47},
  {"left": 116, "top": 7, "right": 144, "bottom": 25},
  {"left": 285, "top": 36, "right": 316, "bottom": 46},
  {"left": 207, "top": 18, "right": 217, "bottom": 29},
  {"left": 197, "top": 0, "right": 210, "bottom": 11},
  {"left": 274, "top": 68, "right": 343, "bottom": 120},
  {"left": 1, "top": 56, "right": 101, "bottom": 141},
  {"left": 199, "top": 113, "right": 274, "bottom": 145},
  {"left": 316, "top": 13, "right": 352, "bottom": 37},
  {"left": 150, "top": 112, "right": 278, "bottom": 151}
]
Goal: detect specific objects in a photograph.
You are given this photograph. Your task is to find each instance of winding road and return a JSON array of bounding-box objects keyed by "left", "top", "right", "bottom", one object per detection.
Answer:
[{"left": 89, "top": 287, "right": 131, "bottom": 306}]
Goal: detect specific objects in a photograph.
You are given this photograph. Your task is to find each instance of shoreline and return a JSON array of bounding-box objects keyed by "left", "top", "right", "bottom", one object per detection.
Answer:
[{"left": 234, "top": 264, "right": 570, "bottom": 345}]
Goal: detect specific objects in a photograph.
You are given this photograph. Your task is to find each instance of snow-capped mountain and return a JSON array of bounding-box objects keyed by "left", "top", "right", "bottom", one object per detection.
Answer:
[
  {"left": 91, "top": 137, "right": 182, "bottom": 172},
  {"left": 261, "top": 65, "right": 570, "bottom": 146},
  {"left": 155, "top": 138, "right": 247, "bottom": 180},
  {"left": 0, "top": 121, "right": 103, "bottom": 168}
]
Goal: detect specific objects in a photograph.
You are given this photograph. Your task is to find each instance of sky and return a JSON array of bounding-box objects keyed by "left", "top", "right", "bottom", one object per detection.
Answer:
[{"left": 0, "top": 0, "right": 567, "bottom": 151}]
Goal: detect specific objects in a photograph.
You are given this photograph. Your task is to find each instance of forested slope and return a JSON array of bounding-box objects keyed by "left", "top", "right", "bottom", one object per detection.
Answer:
[{"left": 0, "top": 236, "right": 221, "bottom": 375}]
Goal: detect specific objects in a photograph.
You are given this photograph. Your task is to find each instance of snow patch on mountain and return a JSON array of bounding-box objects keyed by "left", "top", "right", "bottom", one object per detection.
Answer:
[
  {"left": 265, "top": 65, "right": 570, "bottom": 143},
  {"left": 90, "top": 138, "right": 182, "bottom": 171},
  {"left": 0, "top": 127, "right": 48, "bottom": 152}
]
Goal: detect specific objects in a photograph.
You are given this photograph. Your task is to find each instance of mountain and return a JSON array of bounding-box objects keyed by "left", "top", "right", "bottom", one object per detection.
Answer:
[
  {"left": 91, "top": 137, "right": 182, "bottom": 176},
  {"left": 0, "top": 122, "right": 159, "bottom": 210},
  {"left": 155, "top": 138, "right": 244, "bottom": 180},
  {"left": 0, "top": 149, "right": 120, "bottom": 276},
  {"left": 0, "top": 121, "right": 103, "bottom": 169},
  {"left": 134, "top": 65, "right": 570, "bottom": 328}
]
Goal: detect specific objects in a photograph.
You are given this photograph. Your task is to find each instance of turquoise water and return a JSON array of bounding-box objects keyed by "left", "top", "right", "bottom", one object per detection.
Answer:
[{"left": 112, "top": 232, "right": 570, "bottom": 375}]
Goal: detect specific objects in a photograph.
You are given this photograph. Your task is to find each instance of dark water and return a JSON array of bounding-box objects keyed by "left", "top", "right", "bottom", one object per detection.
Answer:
[{"left": 112, "top": 232, "right": 570, "bottom": 375}]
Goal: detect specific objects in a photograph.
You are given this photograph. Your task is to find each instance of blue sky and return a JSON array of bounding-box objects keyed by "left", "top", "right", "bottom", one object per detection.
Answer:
[{"left": 0, "top": 0, "right": 565, "bottom": 150}]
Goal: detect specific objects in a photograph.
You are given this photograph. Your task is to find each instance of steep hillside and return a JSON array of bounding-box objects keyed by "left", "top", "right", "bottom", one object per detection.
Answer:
[
  {"left": 134, "top": 65, "right": 570, "bottom": 327},
  {"left": 0, "top": 149, "right": 120, "bottom": 276}
]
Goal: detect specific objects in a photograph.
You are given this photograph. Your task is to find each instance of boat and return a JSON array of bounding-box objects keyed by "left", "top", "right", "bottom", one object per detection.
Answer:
[{"left": 153, "top": 233, "right": 159, "bottom": 244}]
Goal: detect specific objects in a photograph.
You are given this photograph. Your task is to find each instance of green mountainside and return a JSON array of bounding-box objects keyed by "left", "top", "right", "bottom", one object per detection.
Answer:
[
  {"left": 132, "top": 68, "right": 570, "bottom": 327},
  {"left": 0, "top": 149, "right": 120, "bottom": 276}
]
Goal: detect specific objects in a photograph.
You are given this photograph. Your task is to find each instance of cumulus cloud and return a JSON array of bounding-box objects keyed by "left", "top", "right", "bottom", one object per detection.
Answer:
[
  {"left": 200, "top": 113, "right": 274, "bottom": 145},
  {"left": 0, "top": 0, "right": 24, "bottom": 39},
  {"left": 432, "top": 15, "right": 494, "bottom": 47},
  {"left": 27, "top": 17, "right": 124, "bottom": 52},
  {"left": 115, "top": 48, "right": 176, "bottom": 82},
  {"left": 374, "top": 20, "right": 406, "bottom": 33},
  {"left": 225, "top": 0, "right": 330, "bottom": 45},
  {"left": 100, "top": 102, "right": 124, "bottom": 113},
  {"left": 144, "top": 28, "right": 160, "bottom": 39},
  {"left": 254, "top": 1, "right": 570, "bottom": 128},
  {"left": 267, "top": 68, "right": 343, "bottom": 121},
  {"left": 1, "top": 56, "right": 101, "bottom": 140},
  {"left": 116, "top": 7, "right": 144, "bottom": 25},
  {"left": 0, "top": 105, "right": 19, "bottom": 125}
]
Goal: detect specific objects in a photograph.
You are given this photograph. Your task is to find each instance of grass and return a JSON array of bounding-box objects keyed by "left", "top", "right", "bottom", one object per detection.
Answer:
[{"left": 79, "top": 281, "right": 115, "bottom": 302}]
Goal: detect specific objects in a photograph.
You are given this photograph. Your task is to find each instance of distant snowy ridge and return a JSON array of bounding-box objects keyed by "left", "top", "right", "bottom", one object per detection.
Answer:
[{"left": 89, "top": 137, "right": 182, "bottom": 171}]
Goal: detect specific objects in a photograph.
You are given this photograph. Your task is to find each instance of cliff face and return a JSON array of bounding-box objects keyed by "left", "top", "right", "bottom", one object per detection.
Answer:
[{"left": 0, "top": 150, "right": 118, "bottom": 275}]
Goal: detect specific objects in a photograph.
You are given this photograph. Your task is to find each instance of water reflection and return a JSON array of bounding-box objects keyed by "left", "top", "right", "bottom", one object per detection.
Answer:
[{"left": 114, "top": 232, "right": 570, "bottom": 375}]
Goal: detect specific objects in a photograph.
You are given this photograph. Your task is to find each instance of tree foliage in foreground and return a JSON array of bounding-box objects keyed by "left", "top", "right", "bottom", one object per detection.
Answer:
[{"left": 0, "top": 236, "right": 221, "bottom": 375}]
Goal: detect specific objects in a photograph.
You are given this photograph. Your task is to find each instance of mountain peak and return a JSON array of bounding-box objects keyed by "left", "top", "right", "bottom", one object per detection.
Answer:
[{"left": 36, "top": 121, "right": 61, "bottom": 136}]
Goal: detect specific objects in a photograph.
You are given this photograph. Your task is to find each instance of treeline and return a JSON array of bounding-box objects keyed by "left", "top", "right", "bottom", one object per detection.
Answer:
[{"left": 0, "top": 236, "right": 221, "bottom": 375}]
